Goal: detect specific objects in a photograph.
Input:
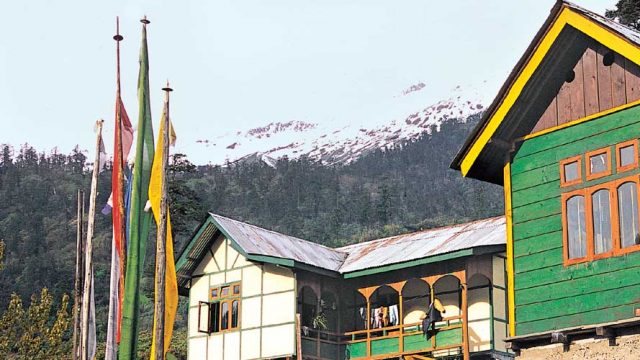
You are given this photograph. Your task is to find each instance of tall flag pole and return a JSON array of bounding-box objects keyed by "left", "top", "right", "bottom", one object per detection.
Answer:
[
  {"left": 81, "top": 120, "right": 104, "bottom": 360},
  {"left": 150, "top": 83, "right": 178, "bottom": 359},
  {"left": 106, "top": 17, "right": 135, "bottom": 360},
  {"left": 119, "top": 16, "right": 155, "bottom": 360},
  {"left": 72, "top": 189, "right": 84, "bottom": 360}
]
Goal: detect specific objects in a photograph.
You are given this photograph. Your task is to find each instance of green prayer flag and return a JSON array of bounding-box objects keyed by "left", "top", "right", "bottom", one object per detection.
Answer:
[{"left": 119, "top": 22, "right": 154, "bottom": 360}]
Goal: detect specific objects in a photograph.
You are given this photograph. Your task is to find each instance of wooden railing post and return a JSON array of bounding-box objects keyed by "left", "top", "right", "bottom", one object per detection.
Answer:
[
  {"left": 398, "top": 293, "right": 404, "bottom": 353},
  {"left": 462, "top": 280, "right": 470, "bottom": 360}
]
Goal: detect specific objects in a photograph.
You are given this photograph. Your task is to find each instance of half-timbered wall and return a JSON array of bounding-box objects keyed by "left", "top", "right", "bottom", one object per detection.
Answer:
[
  {"left": 188, "top": 235, "right": 296, "bottom": 360},
  {"left": 532, "top": 43, "right": 640, "bottom": 133},
  {"left": 510, "top": 104, "right": 640, "bottom": 335}
]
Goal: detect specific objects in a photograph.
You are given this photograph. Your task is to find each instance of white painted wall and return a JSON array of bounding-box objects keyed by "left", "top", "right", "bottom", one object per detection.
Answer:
[{"left": 188, "top": 235, "right": 296, "bottom": 360}]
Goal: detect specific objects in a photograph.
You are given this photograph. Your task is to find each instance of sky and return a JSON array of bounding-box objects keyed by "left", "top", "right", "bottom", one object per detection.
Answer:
[{"left": 0, "top": 0, "right": 617, "bottom": 164}]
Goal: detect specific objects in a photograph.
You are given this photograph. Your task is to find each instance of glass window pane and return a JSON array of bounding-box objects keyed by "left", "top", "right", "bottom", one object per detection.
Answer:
[
  {"left": 232, "top": 300, "right": 239, "bottom": 328},
  {"left": 567, "top": 195, "right": 587, "bottom": 259},
  {"left": 619, "top": 145, "right": 636, "bottom": 168},
  {"left": 221, "top": 302, "right": 229, "bottom": 330},
  {"left": 210, "top": 302, "right": 220, "bottom": 333},
  {"left": 564, "top": 161, "right": 580, "bottom": 182},
  {"left": 590, "top": 153, "right": 608, "bottom": 174},
  {"left": 592, "top": 189, "right": 613, "bottom": 254},
  {"left": 233, "top": 285, "right": 240, "bottom": 295},
  {"left": 221, "top": 286, "right": 230, "bottom": 297},
  {"left": 618, "top": 182, "right": 640, "bottom": 248},
  {"left": 210, "top": 288, "right": 219, "bottom": 299}
]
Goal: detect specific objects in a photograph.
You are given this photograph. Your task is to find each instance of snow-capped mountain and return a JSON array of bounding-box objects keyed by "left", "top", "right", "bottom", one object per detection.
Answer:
[{"left": 194, "top": 82, "right": 490, "bottom": 166}]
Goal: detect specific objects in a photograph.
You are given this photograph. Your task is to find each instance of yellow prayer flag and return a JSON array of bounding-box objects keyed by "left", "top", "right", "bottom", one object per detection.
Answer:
[{"left": 149, "top": 106, "right": 178, "bottom": 358}]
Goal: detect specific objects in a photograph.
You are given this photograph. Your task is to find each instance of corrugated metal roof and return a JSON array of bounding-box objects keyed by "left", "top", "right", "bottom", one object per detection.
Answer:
[
  {"left": 188, "top": 213, "right": 506, "bottom": 276},
  {"left": 337, "top": 216, "right": 505, "bottom": 273},
  {"left": 210, "top": 213, "right": 348, "bottom": 272}
]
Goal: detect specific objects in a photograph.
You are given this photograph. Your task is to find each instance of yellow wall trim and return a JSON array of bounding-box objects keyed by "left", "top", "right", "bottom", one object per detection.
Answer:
[
  {"left": 503, "top": 163, "right": 516, "bottom": 337},
  {"left": 460, "top": 6, "right": 640, "bottom": 177},
  {"left": 521, "top": 99, "right": 640, "bottom": 141}
]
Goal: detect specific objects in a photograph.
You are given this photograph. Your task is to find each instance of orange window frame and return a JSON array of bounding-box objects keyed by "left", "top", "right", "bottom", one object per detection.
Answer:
[
  {"left": 585, "top": 147, "right": 612, "bottom": 181},
  {"left": 216, "top": 281, "right": 241, "bottom": 333},
  {"left": 209, "top": 286, "right": 220, "bottom": 302},
  {"left": 562, "top": 174, "right": 640, "bottom": 266},
  {"left": 613, "top": 175, "right": 640, "bottom": 256},
  {"left": 615, "top": 139, "right": 639, "bottom": 173},
  {"left": 561, "top": 188, "right": 590, "bottom": 266},
  {"left": 560, "top": 155, "right": 583, "bottom": 187},
  {"left": 588, "top": 185, "right": 616, "bottom": 261}
]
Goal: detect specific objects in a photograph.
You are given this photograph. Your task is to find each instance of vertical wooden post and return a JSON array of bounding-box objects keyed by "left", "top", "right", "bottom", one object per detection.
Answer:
[
  {"left": 366, "top": 296, "right": 371, "bottom": 358},
  {"left": 398, "top": 293, "right": 404, "bottom": 353},
  {"left": 296, "top": 313, "right": 303, "bottom": 359},
  {"left": 81, "top": 120, "right": 103, "bottom": 360},
  {"left": 430, "top": 284, "right": 436, "bottom": 350},
  {"left": 461, "top": 277, "right": 470, "bottom": 360},
  {"left": 316, "top": 294, "right": 320, "bottom": 358},
  {"left": 72, "top": 189, "right": 84, "bottom": 360},
  {"left": 153, "top": 84, "right": 172, "bottom": 360}
]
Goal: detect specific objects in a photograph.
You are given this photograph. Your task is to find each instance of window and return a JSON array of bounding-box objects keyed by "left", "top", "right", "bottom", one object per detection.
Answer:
[
  {"left": 618, "top": 182, "right": 640, "bottom": 249},
  {"left": 560, "top": 156, "right": 582, "bottom": 187},
  {"left": 616, "top": 140, "right": 638, "bottom": 172},
  {"left": 591, "top": 189, "right": 613, "bottom": 256},
  {"left": 562, "top": 174, "right": 640, "bottom": 265},
  {"left": 564, "top": 193, "right": 587, "bottom": 261},
  {"left": 232, "top": 300, "right": 239, "bottom": 328},
  {"left": 561, "top": 143, "right": 640, "bottom": 265},
  {"left": 199, "top": 282, "right": 241, "bottom": 334},
  {"left": 198, "top": 302, "right": 210, "bottom": 333},
  {"left": 586, "top": 147, "right": 611, "bottom": 180},
  {"left": 221, "top": 301, "right": 229, "bottom": 330}
]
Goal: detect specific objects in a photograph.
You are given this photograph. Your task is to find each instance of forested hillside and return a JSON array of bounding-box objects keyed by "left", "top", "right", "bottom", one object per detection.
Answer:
[{"left": 0, "top": 114, "right": 503, "bottom": 355}]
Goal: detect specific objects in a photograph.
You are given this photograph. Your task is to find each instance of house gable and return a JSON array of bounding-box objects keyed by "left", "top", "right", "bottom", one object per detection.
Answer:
[{"left": 451, "top": 2, "right": 640, "bottom": 184}]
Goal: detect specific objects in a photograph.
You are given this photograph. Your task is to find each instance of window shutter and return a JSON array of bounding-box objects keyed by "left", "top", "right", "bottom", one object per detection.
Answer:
[{"left": 198, "top": 301, "right": 211, "bottom": 333}]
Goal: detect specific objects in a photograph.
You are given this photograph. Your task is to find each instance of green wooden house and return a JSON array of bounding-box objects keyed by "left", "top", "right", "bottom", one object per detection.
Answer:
[{"left": 451, "top": 0, "right": 640, "bottom": 352}]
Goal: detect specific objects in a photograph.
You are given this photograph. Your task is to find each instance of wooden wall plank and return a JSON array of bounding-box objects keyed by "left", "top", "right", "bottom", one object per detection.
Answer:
[
  {"left": 625, "top": 58, "right": 640, "bottom": 102},
  {"left": 517, "top": 303, "right": 637, "bottom": 335},
  {"left": 532, "top": 98, "right": 557, "bottom": 133},
  {"left": 596, "top": 45, "right": 613, "bottom": 110},
  {"left": 514, "top": 231, "right": 562, "bottom": 258},
  {"left": 569, "top": 58, "right": 586, "bottom": 120},
  {"left": 611, "top": 54, "right": 627, "bottom": 107},
  {"left": 582, "top": 47, "right": 599, "bottom": 116},
  {"left": 517, "top": 264, "right": 640, "bottom": 306},
  {"left": 556, "top": 81, "right": 573, "bottom": 124}
]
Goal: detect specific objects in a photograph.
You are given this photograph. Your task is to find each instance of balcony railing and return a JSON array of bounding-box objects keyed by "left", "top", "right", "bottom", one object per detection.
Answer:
[{"left": 300, "top": 315, "right": 464, "bottom": 360}]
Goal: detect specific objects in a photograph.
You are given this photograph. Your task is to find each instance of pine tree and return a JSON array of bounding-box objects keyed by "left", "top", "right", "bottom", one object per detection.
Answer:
[{"left": 605, "top": 0, "right": 640, "bottom": 30}]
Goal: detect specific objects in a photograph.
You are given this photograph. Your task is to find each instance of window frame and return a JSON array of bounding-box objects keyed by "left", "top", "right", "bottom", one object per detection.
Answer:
[
  {"left": 197, "top": 301, "right": 211, "bottom": 334},
  {"left": 560, "top": 155, "right": 583, "bottom": 187},
  {"left": 613, "top": 176, "right": 640, "bottom": 256},
  {"left": 562, "top": 174, "right": 640, "bottom": 266},
  {"left": 615, "top": 139, "right": 639, "bottom": 173},
  {"left": 585, "top": 147, "right": 612, "bottom": 181},
  {"left": 588, "top": 185, "right": 616, "bottom": 261},
  {"left": 209, "top": 286, "right": 219, "bottom": 302},
  {"left": 202, "top": 281, "right": 242, "bottom": 334},
  {"left": 562, "top": 188, "right": 590, "bottom": 266}
]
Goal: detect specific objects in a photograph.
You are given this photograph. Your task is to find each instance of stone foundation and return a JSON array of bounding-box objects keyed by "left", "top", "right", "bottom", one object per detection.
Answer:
[{"left": 517, "top": 333, "right": 640, "bottom": 360}]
